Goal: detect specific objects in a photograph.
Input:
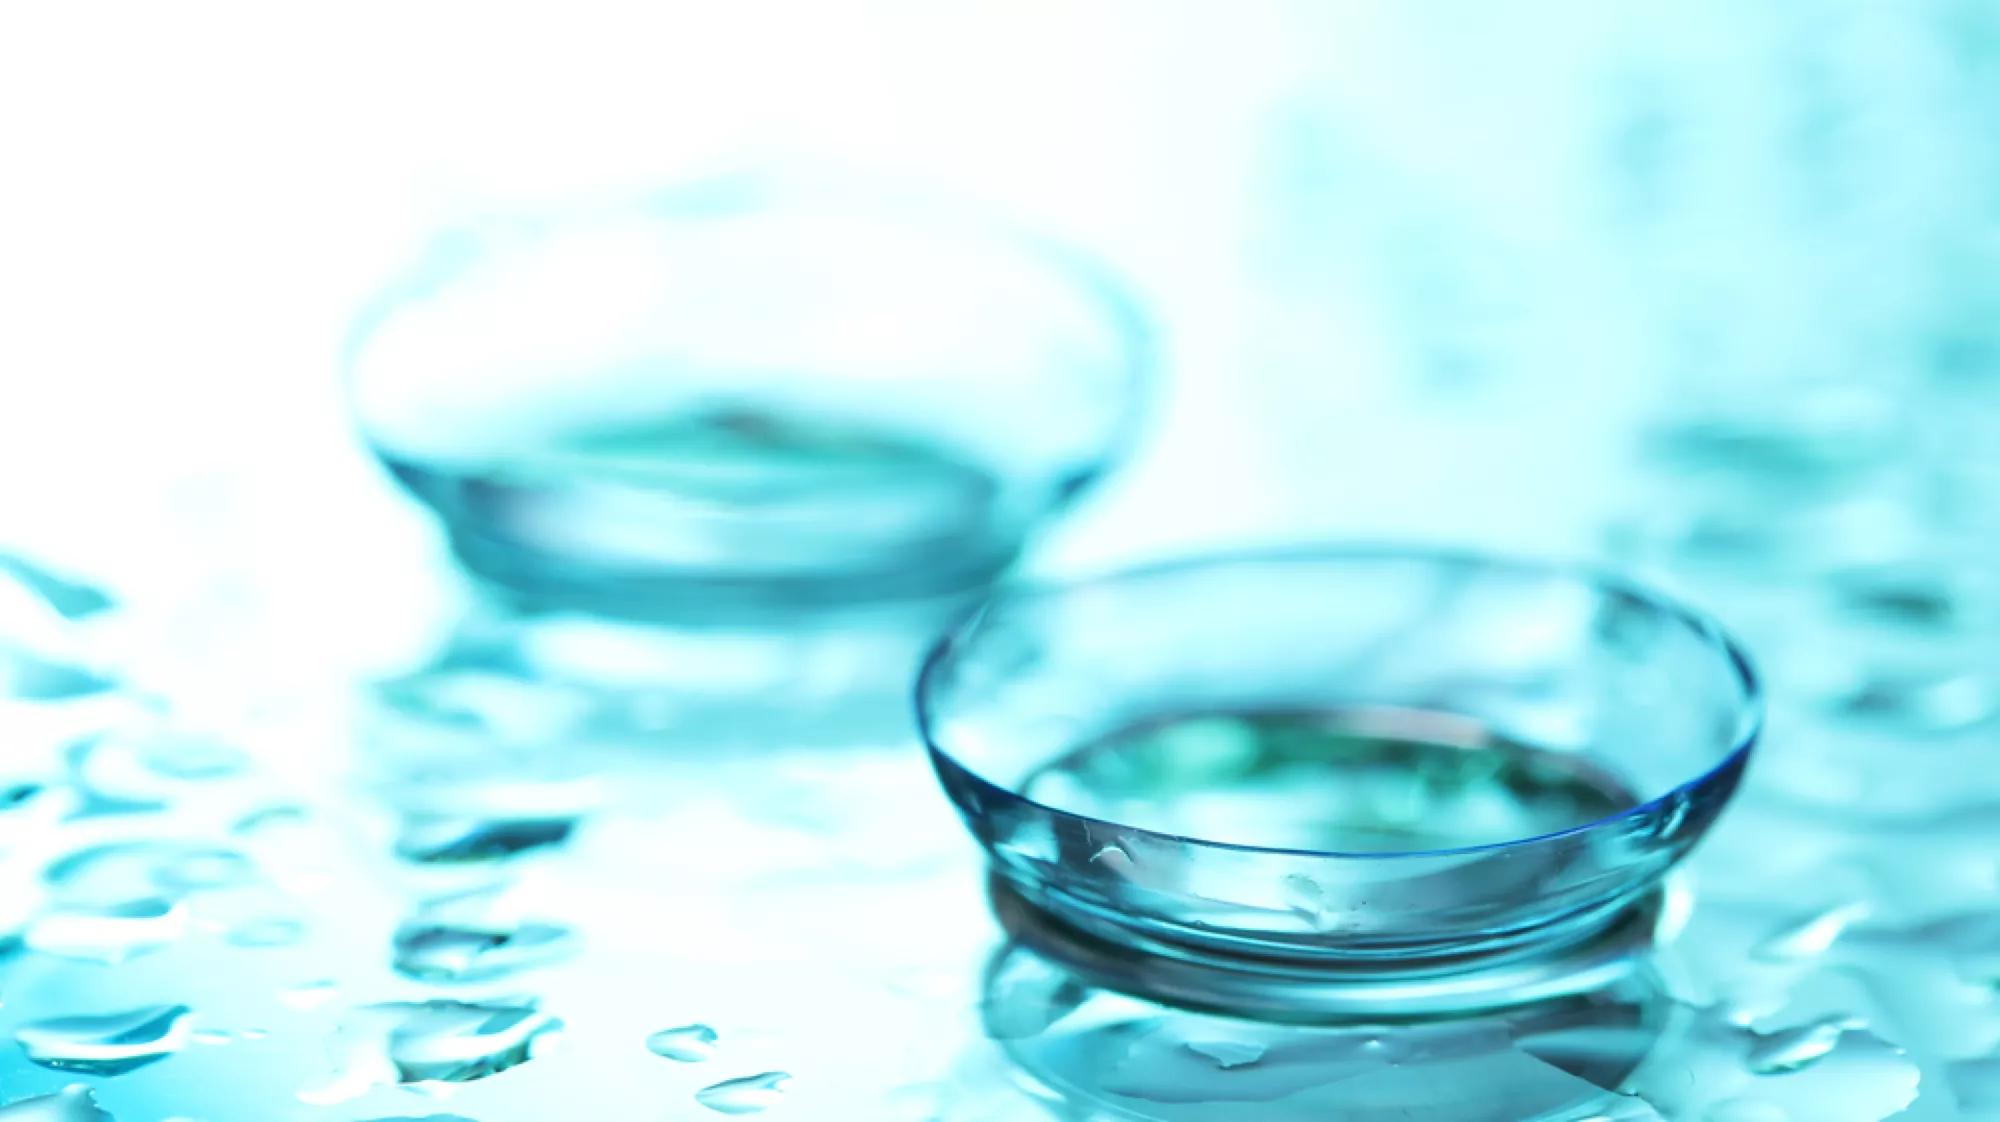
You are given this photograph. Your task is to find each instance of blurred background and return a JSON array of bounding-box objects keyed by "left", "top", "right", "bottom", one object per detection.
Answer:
[
  {"left": 6, "top": 1, "right": 1988, "bottom": 690},
  {"left": 0, "top": 3, "right": 1996, "bottom": 1119}
]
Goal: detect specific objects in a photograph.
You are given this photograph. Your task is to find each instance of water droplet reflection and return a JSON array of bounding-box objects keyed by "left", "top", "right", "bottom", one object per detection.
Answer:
[
  {"left": 695, "top": 1072, "right": 791, "bottom": 1115},
  {"left": 392, "top": 920, "right": 577, "bottom": 983},
  {"left": 15, "top": 1004, "right": 192, "bottom": 1074},
  {"left": 394, "top": 816, "right": 577, "bottom": 864},
  {"left": 24, "top": 897, "right": 186, "bottom": 962},
  {"left": 0, "top": 1085, "right": 116, "bottom": 1121},
  {"left": 1752, "top": 902, "right": 1869, "bottom": 962},
  {"left": 647, "top": 1023, "right": 720, "bottom": 1062},
  {"left": 1746, "top": 1016, "right": 1859, "bottom": 1074}
]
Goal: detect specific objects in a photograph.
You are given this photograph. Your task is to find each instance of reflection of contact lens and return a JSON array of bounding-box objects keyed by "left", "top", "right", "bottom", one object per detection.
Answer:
[
  {"left": 974, "top": 918, "right": 1675, "bottom": 1122},
  {"left": 987, "top": 876, "right": 1667, "bottom": 1022},
  {"left": 919, "top": 547, "right": 1760, "bottom": 965},
  {"left": 346, "top": 177, "right": 1152, "bottom": 624}
]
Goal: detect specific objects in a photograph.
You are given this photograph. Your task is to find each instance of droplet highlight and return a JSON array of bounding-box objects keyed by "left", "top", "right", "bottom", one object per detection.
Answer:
[
  {"left": 24, "top": 897, "right": 186, "bottom": 962},
  {"left": 695, "top": 1072, "right": 791, "bottom": 1115},
  {"left": 394, "top": 816, "right": 577, "bottom": 864},
  {"left": 15, "top": 1004, "right": 192, "bottom": 1075},
  {"left": 0, "top": 1085, "right": 116, "bottom": 1121},
  {"left": 1746, "top": 1016, "right": 1859, "bottom": 1075},
  {"left": 647, "top": 1023, "right": 720, "bottom": 1062},
  {"left": 1752, "top": 902, "right": 1869, "bottom": 962},
  {"left": 392, "top": 920, "right": 577, "bottom": 983}
]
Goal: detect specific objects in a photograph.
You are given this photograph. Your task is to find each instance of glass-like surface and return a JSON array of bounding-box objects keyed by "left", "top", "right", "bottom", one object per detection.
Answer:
[
  {"left": 1023, "top": 708, "right": 1638, "bottom": 853},
  {"left": 919, "top": 548, "right": 1761, "bottom": 963},
  {"left": 344, "top": 178, "right": 1152, "bottom": 624}
]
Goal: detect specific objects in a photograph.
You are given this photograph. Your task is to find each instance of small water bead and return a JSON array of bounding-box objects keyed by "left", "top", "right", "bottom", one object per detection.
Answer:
[
  {"left": 1627, "top": 1013, "right": 1917, "bottom": 1122},
  {"left": 0, "top": 1086, "right": 116, "bottom": 1121},
  {"left": 1280, "top": 873, "right": 1333, "bottom": 931},
  {"left": 392, "top": 920, "right": 578, "bottom": 983},
  {"left": 1752, "top": 902, "right": 1870, "bottom": 962},
  {"left": 0, "top": 554, "right": 116, "bottom": 620},
  {"left": 647, "top": 1024, "right": 720, "bottom": 1062},
  {"left": 15, "top": 1004, "right": 192, "bottom": 1074},
  {"left": 1826, "top": 669, "right": 1997, "bottom": 735},
  {"left": 1746, "top": 1015, "right": 1862, "bottom": 1074},
  {"left": 152, "top": 848, "right": 257, "bottom": 892},
  {"left": 0, "top": 647, "right": 117, "bottom": 702},
  {"left": 137, "top": 738, "right": 248, "bottom": 781},
  {"left": 1827, "top": 564, "right": 1971, "bottom": 632},
  {"left": 231, "top": 804, "right": 308, "bottom": 835},
  {"left": 62, "top": 738, "right": 171, "bottom": 817},
  {"left": 299, "top": 1000, "right": 562, "bottom": 1106},
  {"left": 24, "top": 897, "right": 186, "bottom": 962},
  {"left": 394, "top": 816, "right": 578, "bottom": 864},
  {"left": 695, "top": 1072, "right": 792, "bottom": 1115},
  {"left": 44, "top": 841, "right": 256, "bottom": 904},
  {"left": 1088, "top": 844, "right": 1135, "bottom": 876},
  {"left": 377, "top": 999, "right": 565, "bottom": 1085}
]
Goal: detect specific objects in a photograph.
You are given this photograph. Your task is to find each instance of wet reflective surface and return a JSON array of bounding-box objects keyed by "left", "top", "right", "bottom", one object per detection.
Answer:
[{"left": 3, "top": 5, "right": 1998, "bottom": 1118}]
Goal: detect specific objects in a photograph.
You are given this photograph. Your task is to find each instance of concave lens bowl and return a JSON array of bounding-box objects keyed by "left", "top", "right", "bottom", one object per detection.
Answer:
[
  {"left": 917, "top": 547, "right": 1760, "bottom": 966},
  {"left": 343, "top": 177, "right": 1151, "bottom": 624}
]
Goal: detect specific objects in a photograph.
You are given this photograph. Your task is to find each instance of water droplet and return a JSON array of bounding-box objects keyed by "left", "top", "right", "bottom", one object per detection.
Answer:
[
  {"left": 152, "top": 847, "right": 256, "bottom": 892},
  {"left": 1747, "top": 1015, "right": 1859, "bottom": 1074},
  {"left": 1088, "top": 844, "right": 1134, "bottom": 875},
  {"left": 43, "top": 841, "right": 255, "bottom": 902},
  {"left": 24, "top": 897, "right": 186, "bottom": 962},
  {"left": 1752, "top": 902, "right": 1869, "bottom": 961},
  {"left": 1827, "top": 669, "right": 1996, "bottom": 734},
  {"left": 1828, "top": 565, "right": 1967, "bottom": 631},
  {"left": 279, "top": 979, "right": 340, "bottom": 1011},
  {"left": 61, "top": 737, "right": 170, "bottom": 816},
  {"left": 232, "top": 804, "right": 308, "bottom": 835},
  {"left": 695, "top": 1072, "right": 791, "bottom": 1115},
  {"left": 377, "top": 999, "right": 564, "bottom": 1084},
  {"left": 0, "top": 1085, "right": 116, "bottom": 1121},
  {"left": 138, "top": 738, "right": 248, "bottom": 781},
  {"left": 15, "top": 1004, "right": 192, "bottom": 1074},
  {"left": 647, "top": 1023, "right": 719, "bottom": 1062},
  {"left": 0, "top": 554, "right": 116, "bottom": 620},
  {"left": 301, "top": 999, "right": 561, "bottom": 1104},
  {"left": 394, "top": 816, "right": 577, "bottom": 864},
  {"left": 392, "top": 920, "right": 577, "bottom": 983},
  {"left": 1184, "top": 1039, "right": 1266, "bottom": 1069},
  {"left": 0, "top": 647, "right": 117, "bottom": 701},
  {"left": 1281, "top": 872, "right": 1334, "bottom": 929}
]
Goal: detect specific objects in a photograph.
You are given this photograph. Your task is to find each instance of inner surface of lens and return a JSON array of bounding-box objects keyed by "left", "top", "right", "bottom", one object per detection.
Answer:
[{"left": 1019, "top": 707, "right": 1641, "bottom": 853}]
